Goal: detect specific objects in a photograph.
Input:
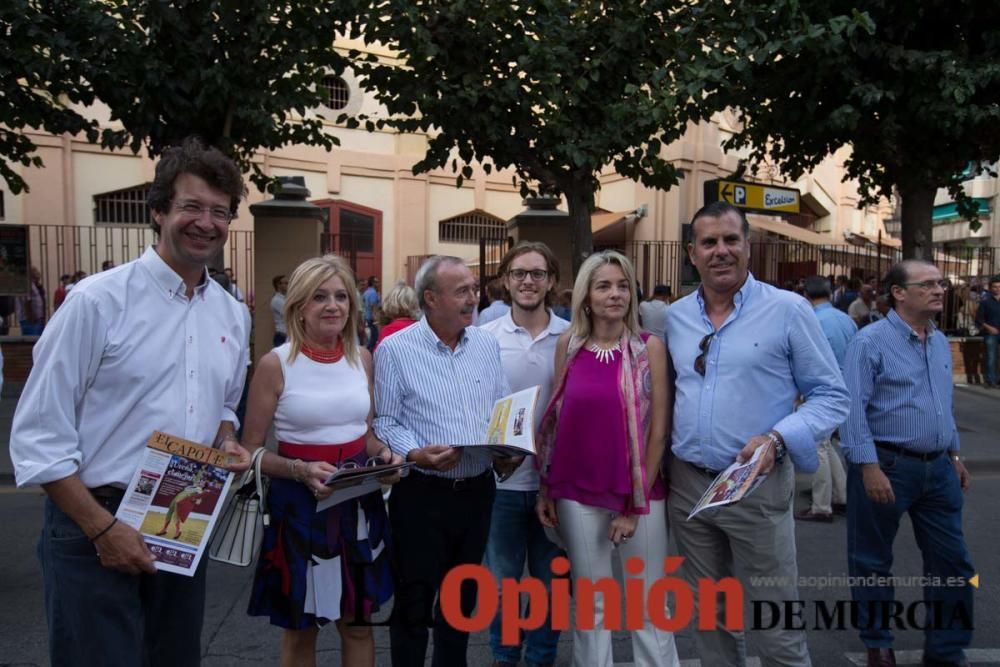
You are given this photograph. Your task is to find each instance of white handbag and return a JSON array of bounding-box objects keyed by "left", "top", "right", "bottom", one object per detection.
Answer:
[{"left": 208, "top": 447, "right": 270, "bottom": 567}]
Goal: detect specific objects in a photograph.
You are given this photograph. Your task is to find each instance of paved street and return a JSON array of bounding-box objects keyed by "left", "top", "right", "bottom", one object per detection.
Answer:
[{"left": 1, "top": 385, "right": 997, "bottom": 666}]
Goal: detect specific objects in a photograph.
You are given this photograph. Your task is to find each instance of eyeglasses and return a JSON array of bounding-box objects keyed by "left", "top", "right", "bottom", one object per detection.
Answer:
[
  {"left": 694, "top": 332, "right": 715, "bottom": 376},
  {"left": 508, "top": 269, "right": 549, "bottom": 282},
  {"left": 173, "top": 200, "right": 234, "bottom": 224},
  {"left": 903, "top": 280, "right": 948, "bottom": 290},
  {"left": 339, "top": 457, "right": 385, "bottom": 470}
]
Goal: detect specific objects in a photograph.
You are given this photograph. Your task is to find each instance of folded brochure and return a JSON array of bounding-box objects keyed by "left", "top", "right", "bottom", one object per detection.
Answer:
[{"left": 686, "top": 443, "right": 771, "bottom": 520}]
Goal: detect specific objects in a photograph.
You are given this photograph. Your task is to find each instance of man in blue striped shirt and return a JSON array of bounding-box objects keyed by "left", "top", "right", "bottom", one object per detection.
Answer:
[
  {"left": 842, "top": 260, "right": 975, "bottom": 667},
  {"left": 374, "top": 256, "right": 513, "bottom": 667}
]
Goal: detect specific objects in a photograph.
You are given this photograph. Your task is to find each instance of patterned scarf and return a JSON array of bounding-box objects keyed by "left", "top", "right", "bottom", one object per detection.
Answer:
[{"left": 536, "top": 330, "right": 652, "bottom": 514}]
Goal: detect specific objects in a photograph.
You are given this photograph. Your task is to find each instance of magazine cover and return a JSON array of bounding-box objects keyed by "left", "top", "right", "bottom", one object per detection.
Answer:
[
  {"left": 115, "top": 432, "right": 234, "bottom": 576},
  {"left": 455, "top": 385, "right": 540, "bottom": 457},
  {"left": 686, "top": 443, "right": 771, "bottom": 520}
]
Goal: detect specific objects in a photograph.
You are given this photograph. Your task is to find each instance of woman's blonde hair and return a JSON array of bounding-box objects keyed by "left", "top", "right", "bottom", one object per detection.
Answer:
[
  {"left": 569, "top": 250, "right": 640, "bottom": 340},
  {"left": 283, "top": 255, "right": 361, "bottom": 366},
  {"left": 380, "top": 281, "right": 420, "bottom": 324}
]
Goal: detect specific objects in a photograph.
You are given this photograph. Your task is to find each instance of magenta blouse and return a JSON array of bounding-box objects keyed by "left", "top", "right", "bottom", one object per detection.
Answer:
[{"left": 545, "top": 346, "right": 666, "bottom": 513}]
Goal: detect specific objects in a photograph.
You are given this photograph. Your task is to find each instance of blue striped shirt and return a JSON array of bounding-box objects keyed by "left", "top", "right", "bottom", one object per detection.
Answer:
[
  {"left": 374, "top": 316, "right": 510, "bottom": 478},
  {"left": 665, "top": 273, "right": 849, "bottom": 473},
  {"left": 841, "top": 309, "right": 959, "bottom": 464}
]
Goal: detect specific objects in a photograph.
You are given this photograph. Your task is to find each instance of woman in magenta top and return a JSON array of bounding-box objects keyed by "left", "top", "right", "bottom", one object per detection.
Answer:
[{"left": 536, "top": 250, "right": 678, "bottom": 667}]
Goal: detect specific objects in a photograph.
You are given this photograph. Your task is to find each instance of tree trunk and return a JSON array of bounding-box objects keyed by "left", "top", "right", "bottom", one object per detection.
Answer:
[
  {"left": 899, "top": 183, "right": 936, "bottom": 260},
  {"left": 563, "top": 171, "right": 595, "bottom": 277}
]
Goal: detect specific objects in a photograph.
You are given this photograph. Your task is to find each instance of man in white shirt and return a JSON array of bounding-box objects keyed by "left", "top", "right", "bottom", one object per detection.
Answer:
[
  {"left": 638, "top": 283, "right": 671, "bottom": 339},
  {"left": 480, "top": 242, "right": 569, "bottom": 667},
  {"left": 10, "top": 138, "right": 252, "bottom": 667}
]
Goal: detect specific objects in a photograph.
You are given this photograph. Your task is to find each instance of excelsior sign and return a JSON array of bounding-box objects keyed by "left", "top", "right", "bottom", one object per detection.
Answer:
[{"left": 703, "top": 179, "right": 800, "bottom": 215}]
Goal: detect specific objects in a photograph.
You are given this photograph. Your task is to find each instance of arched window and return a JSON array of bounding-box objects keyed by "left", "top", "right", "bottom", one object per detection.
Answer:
[
  {"left": 319, "top": 75, "right": 350, "bottom": 110},
  {"left": 94, "top": 183, "right": 151, "bottom": 224},
  {"left": 438, "top": 210, "right": 507, "bottom": 244}
]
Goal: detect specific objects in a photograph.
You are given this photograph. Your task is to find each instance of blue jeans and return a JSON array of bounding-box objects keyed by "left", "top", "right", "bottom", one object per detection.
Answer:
[
  {"left": 984, "top": 333, "right": 998, "bottom": 385},
  {"left": 847, "top": 449, "right": 975, "bottom": 661},
  {"left": 484, "top": 489, "right": 564, "bottom": 666},
  {"left": 39, "top": 496, "right": 208, "bottom": 667}
]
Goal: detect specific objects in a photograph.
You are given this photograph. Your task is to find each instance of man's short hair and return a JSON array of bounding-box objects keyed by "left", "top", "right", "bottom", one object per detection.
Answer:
[
  {"left": 496, "top": 240, "right": 560, "bottom": 306},
  {"left": 147, "top": 137, "right": 246, "bottom": 234},
  {"left": 689, "top": 201, "right": 749, "bottom": 239},
  {"left": 272, "top": 274, "right": 285, "bottom": 290},
  {"left": 367, "top": 276, "right": 377, "bottom": 287},
  {"left": 883, "top": 259, "right": 937, "bottom": 308},
  {"left": 990, "top": 274, "right": 1000, "bottom": 287},
  {"left": 414, "top": 255, "right": 466, "bottom": 310},
  {"left": 652, "top": 284, "right": 671, "bottom": 297},
  {"left": 803, "top": 275, "right": 831, "bottom": 300}
]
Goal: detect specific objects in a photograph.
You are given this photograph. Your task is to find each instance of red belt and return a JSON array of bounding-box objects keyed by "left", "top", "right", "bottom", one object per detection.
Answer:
[{"left": 277, "top": 436, "right": 366, "bottom": 464}]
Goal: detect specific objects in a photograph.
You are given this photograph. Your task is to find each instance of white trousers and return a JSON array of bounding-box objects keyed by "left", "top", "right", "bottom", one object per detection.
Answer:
[
  {"left": 811, "top": 437, "right": 847, "bottom": 514},
  {"left": 556, "top": 499, "right": 680, "bottom": 667}
]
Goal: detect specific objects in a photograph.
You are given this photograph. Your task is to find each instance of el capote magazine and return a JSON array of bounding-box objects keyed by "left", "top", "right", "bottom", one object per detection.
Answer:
[{"left": 115, "top": 431, "right": 234, "bottom": 576}]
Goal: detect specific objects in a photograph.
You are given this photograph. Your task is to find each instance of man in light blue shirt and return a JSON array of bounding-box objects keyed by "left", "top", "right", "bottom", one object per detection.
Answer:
[
  {"left": 797, "top": 275, "right": 857, "bottom": 522},
  {"left": 374, "top": 256, "right": 514, "bottom": 667},
  {"left": 477, "top": 279, "right": 511, "bottom": 325},
  {"left": 664, "top": 202, "right": 849, "bottom": 666},
  {"left": 841, "top": 260, "right": 974, "bottom": 667}
]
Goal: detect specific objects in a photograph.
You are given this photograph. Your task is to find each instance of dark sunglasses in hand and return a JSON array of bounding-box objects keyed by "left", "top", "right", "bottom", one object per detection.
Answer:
[{"left": 694, "top": 332, "right": 715, "bottom": 376}]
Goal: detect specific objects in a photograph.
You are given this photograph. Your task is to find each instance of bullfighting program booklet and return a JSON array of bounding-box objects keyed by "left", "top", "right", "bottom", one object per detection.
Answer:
[
  {"left": 115, "top": 431, "right": 234, "bottom": 576},
  {"left": 454, "top": 385, "right": 540, "bottom": 458},
  {"left": 686, "top": 443, "right": 770, "bottom": 520}
]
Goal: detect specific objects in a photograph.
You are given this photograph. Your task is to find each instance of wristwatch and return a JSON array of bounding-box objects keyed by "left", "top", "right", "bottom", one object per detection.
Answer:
[
  {"left": 949, "top": 452, "right": 961, "bottom": 462},
  {"left": 766, "top": 431, "right": 787, "bottom": 463}
]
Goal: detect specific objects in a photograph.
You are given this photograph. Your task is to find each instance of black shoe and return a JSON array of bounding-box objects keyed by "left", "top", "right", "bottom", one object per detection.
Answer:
[
  {"left": 832, "top": 503, "right": 847, "bottom": 515},
  {"left": 796, "top": 509, "right": 834, "bottom": 523}
]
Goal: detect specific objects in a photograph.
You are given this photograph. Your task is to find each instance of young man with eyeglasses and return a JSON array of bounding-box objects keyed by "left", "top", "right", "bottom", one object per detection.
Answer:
[
  {"left": 10, "top": 137, "right": 253, "bottom": 667},
  {"left": 842, "top": 260, "right": 975, "bottom": 667},
  {"left": 663, "top": 201, "right": 849, "bottom": 666},
  {"left": 479, "top": 242, "right": 568, "bottom": 667}
]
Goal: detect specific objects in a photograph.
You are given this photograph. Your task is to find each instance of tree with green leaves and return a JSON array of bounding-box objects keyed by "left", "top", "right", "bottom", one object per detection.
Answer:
[
  {"left": 357, "top": 0, "right": 702, "bottom": 273},
  {"left": 0, "top": 1, "right": 114, "bottom": 193},
  {"left": 3, "top": 0, "right": 360, "bottom": 193},
  {"left": 683, "top": 0, "right": 1000, "bottom": 259}
]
